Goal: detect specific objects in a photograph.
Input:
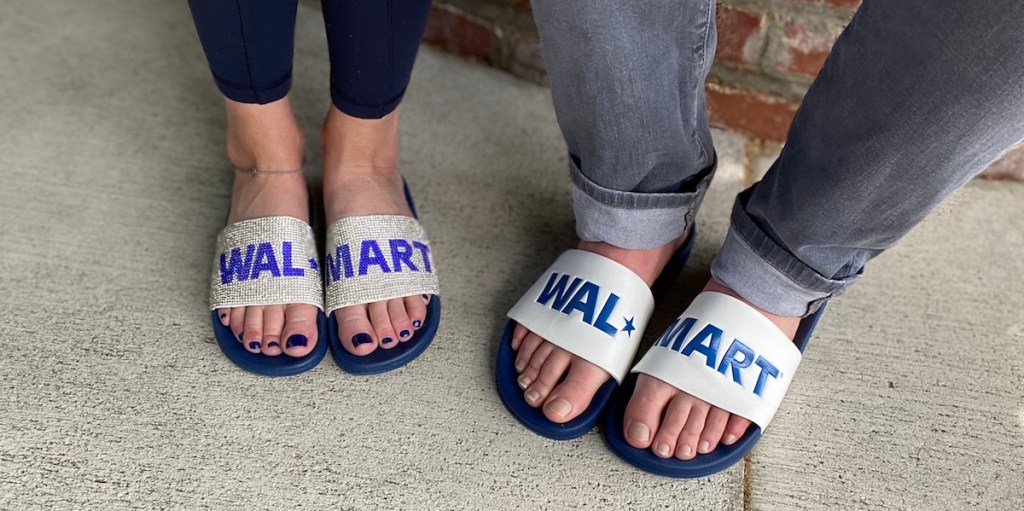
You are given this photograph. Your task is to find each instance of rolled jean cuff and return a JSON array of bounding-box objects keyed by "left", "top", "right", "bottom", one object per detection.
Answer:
[
  {"left": 211, "top": 70, "right": 292, "bottom": 105},
  {"left": 570, "top": 156, "right": 715, "bottom": 250},
  {"left": 711, "top": 187, "right": 859, "bottom": 317}
]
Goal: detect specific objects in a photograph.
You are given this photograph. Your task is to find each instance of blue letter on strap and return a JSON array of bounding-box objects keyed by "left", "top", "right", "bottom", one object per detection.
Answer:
[
  {"left": 250, "top": 242, "right": 281, "bottom": 279},
  {"left": 680, "top": 324, "right": 723, "bottom": 369},
  {"left": 281, "top": 241, "right": 304, "bottom": 277},
  {"left": 537, "top": 274, "right": 583, "bottom": 311},
  {"left": 752, "top": 356, "right": 780, "bottom": 397},
  {"left": 359, "top": 240, "right": 391, "bottom": 275},
  {"left": 717, "top": 339, "right": 755, "bottom": 386},
  {"left": 561, "top": 282, "right": 599, "bottom": 324},
  {"left": 389, "top": 239, "right": 418, "bottom": 272},
  {"left": 220, "top": 244, "right": 256, "bottom": 284}
]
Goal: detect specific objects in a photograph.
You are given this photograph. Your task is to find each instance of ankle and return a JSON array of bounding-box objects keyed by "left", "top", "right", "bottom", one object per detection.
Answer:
[
  {"left": 320, "top": 106, "right": 401, "bottom": 172},
  {"left": 224, "top": 98, "right": 305, "bottom": 171},
  {"left": 703, "top": 278, "right": 801, "bottom": 339}
]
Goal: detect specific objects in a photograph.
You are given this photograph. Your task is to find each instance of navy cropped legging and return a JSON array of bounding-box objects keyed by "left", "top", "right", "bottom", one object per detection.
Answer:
[{"left": 187, "top": 0, "right": 432, "bottom": 119}]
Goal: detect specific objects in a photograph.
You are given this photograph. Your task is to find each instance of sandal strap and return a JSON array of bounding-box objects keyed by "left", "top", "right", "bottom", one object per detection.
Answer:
[
  {"left": 631, "top": 292, "right": 803, "bottom": 430},
  {"left": 209, "top": 216, "right": 324, "bottom": 311},
  {"left": 507, "top": 250, "right": 655, "bottom": 383},
  {"left": 324, "top": 215, "right": 439, "bottom": 314}
]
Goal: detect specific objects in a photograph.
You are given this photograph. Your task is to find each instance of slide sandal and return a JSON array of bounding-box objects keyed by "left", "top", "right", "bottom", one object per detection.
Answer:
[
  {"left": 496, "top": 229, "right": 696, "bottom": 440},
  {"left": 210, "top": 216, "right": 329, "bottom": 377},
  {"left": 604, "top": 291, "right": 825, "bottom": 477},
  {"left": 325, "top": 184, "right": 441, "bottom": 375}
]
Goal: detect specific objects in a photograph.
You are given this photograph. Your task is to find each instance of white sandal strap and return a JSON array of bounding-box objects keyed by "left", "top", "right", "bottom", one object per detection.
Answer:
[
  {"left": 507, "top": 250, "right": 655, "bottom": 383},
  {"left": 631, "top": 292, "right": 802, "bottom": 430},
  {"left": 324, "top": 215, "right": 439, "bottom": 314},
  {"left": 209, "top": 216, "right": 324, "bottom": 311}
]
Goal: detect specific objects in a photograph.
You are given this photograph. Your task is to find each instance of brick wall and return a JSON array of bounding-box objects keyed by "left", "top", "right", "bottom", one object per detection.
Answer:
[{"left": 422, "top": 0, "right": 1023, "bottom": 180}]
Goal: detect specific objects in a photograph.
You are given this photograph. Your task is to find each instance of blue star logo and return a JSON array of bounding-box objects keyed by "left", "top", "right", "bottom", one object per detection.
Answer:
[
  {"left": 622, "top": 317, "right": 636, "bottom": 337},
  {"left": 308, "top": 258, "right": 319, "bottom": 271}
]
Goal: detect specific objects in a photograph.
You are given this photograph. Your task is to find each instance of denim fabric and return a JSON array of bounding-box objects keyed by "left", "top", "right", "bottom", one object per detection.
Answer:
[{"left": 535, "top": 0, "right": 1024, "bottom": 315}]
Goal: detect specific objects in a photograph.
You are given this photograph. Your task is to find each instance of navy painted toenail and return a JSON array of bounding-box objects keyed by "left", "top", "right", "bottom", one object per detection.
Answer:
[
  {"left": 413, "top": 320, "right": 422, "bottom": 329},
  {"left": 219, "top": 313, "right": 227, "bottom": 319},
  {"left": 238, "top": 332, "right": 244, "bottom": 340},
  {"left": 267, "top": 341, "right": 279, "bottom": 348},
  {"left": 400, "top": 330, "right": 410, "bottom": 338},
  {"left": 382, "top": 337, "right": 394, "bottom": 344},
  {"left": 286, "top": 334, "right": 307, "bottom": 348},
  {"left": 352, "top": 333, "right": 373, "bottom": 346},
  {"left": 248, "top": 341, "right": 260, "bottom": 350}
]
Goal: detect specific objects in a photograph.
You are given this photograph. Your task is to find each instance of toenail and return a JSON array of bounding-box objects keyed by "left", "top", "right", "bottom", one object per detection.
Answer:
[
  {"left": 698, "top": 440, "right": 711, "bottom": 454},
  {"left": 517, "top": 375, "right": 531, "bottom": 389},
  {"left": 681, "top": 444, "right": 693, "bottom": 457},
  {"left": 286, "top": 334, "right": 308, "bottom": 348},
  {"left": 412, "top": 320, "right": 422, "bottom": 329},
  {"left": 514, "top": 359, "right": 526, "bottom": 372},
  {"left": 545, "top": 398, "right": 572, "bottom": 418},
  {"left": 248, "top": 341, "right": 260, "bottom": 351},
  {"left": 381, "top": 337, "right": 394, "bottom": 344},
  {"left": 238, "top": 332, "right": 244, "bottom": 340},
  {"left": 351, "top": 333, "right": 373, "bottom": 346},
  {"left": 724, "top": 434, "right": 738, "bottom": 445},
  {"left": 655, "top": 443, "right": 671, "bottom": 457},
  {"left": 627, "top": 422, "right": 651, "bottom": 443},
  {"left": 399, "top": 330, "right": 410, "bottom": 338},
  {"left": 267, "top": 341, "right": 279, "bottom": 348},
  {"left": 219, "top": 313, "right": 227, "bottom": 319},
  {"left": 525, "top": 390, "right": 540, "bottom": 404}
]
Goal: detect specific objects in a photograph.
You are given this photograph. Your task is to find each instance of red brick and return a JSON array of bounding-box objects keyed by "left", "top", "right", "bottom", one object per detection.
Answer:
[
  {"left": 774, "top": 20, "right": 842, "bottom": 78},
  {"left": 980, "top": 144, "right": 1024, "bottom": 181},
  {"left": 422, "top": 5, "right": 498, "bottom": 61},
  {"left": 715, "top": 6, "right": 767, "bottom": 66},
  {"left": 706, "top": 83, "right": 798, "bottom": 142}
]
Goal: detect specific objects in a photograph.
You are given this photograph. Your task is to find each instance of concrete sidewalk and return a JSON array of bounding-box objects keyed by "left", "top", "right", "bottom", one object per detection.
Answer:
[{"left": 1, "top": 1, "right": 1021, "bottom": 509}]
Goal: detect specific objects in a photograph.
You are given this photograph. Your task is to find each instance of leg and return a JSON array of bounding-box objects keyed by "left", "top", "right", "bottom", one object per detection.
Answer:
[
  {"left": 317, "top": 0, "right": 434, "bottom": 355},
  {"left": 626, "top": 0, "right": 1024, "bottom": 460},
  {"left": 513, "top": 0, "right": 718, "bottom": 423},
  {"left": 189, "top": 0, "right": 320, "bottom": 357}
]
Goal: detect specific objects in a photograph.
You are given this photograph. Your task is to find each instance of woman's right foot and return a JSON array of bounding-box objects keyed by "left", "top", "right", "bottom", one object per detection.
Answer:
[{"left": 214, "top": 96, "right": 321, "bottom": 358}]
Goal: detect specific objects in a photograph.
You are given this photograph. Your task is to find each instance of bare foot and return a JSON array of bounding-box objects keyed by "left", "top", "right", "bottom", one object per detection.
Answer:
[
  {"left": 214, "top": 96, "right": 321, "bottom": 358},
  {"left": 321, "top": 106, "right": 430, "bottom": 355},
  {"left": 510, "top": 235, "right": 688, "bottom": 423},
  {"left": 620, "top": 278, "right": 800, "bottom": 460}
]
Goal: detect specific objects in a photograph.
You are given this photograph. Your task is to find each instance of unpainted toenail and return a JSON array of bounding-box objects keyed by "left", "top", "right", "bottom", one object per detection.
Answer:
[
  {"left": 525, "top": 390, "right": 540, "bottom": 404},
  {"left": 656, "top": 443, "right": 671, "bottom": 457},
  {"left": 545, "top": 398, "right": 572, "bottom": 418},
  {"left": 724, "top": 434, "right": 738, "bottom": 445},
  {"left": 681, "top": 444, "right": 693, "bottom": 457},
  {"left": 517, "top": 375, "right": 531, "bottom": 389},
  {"left": 514, "top": 359, "right": 526, "bottom": 372},
  {"left": 698, "top": 440, "right": 711, "bottom": 454},
  {"left": 627, "top": 422, "right": 651, "bottom": 443}
]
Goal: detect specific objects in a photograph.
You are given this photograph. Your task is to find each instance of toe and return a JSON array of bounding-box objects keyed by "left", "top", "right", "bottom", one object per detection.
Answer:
[
  {"left": 511, "top": 323, "right": 528, "bottom": 350},
  {"left": 242, "top": 306, "right": 263, "bottom": 353},
  {"left": 261, "top": 305, "right": 285, "bottom": 356},
  {"left": 367, "top": 301, "right": 398, "bottom": 349},
  {"left": 520, "top": 341, "right": 553, "bottom": 404},
  {"left": 675, "top": 400, "right": 711, "bottom": 460},
  {"left": 650, "top": 393, "right": 692, "bottom": 458},
  {"left": 281, "top": 303, "right": 318, "bottom": 357},
  {"left": 542, "top": 356, "right": 610, "bottom": 424},
  {"left": 698, "top": 406, "right": 731, "bottom": 454},
  {"left": 514, "top": 332, "right": 544, "bottom": 374},
  {"left": 722, "top": 415, "right": 753, "bottom": 446},
  {"left": 388, "top": 298, "right": 414, "bottom": 343},
  {"left": 216, "top": 308, "right": 230, "bottom": 327},
  {"left": 622, "top": 374, "right": 679, "bottom": 449},
  {"left": 404, "top": 295, "right": 426, "bottom": 332},
  {"left": 523, "top": 347, "right": 571, "bottom": 408},
  {"left": 336, "top": 304, "right": 378, "bottom": 356},
  {"left": 230, "top": 306, "right": 246, "bottom": 344}
]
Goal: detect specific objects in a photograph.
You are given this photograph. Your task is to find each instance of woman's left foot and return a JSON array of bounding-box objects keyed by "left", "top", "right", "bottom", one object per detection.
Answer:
[
  {"left": 621, "top": 278, "right": 801, "bottom": 460},
  {"left": 321, "top": 106, "right": 430, "bottom": 356}
]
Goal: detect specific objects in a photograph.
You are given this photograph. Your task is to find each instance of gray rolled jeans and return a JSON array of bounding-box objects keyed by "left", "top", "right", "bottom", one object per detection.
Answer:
[{"left": 532, "top": 0, "right": 1024, "bottom": 316}]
